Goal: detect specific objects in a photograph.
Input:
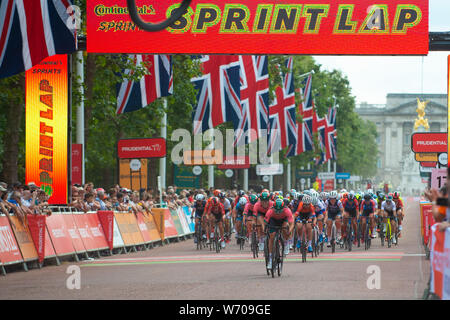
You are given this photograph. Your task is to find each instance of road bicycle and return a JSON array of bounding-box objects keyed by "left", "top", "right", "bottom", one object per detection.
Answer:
[
  {"left": 343, "top": 215, "right": 353, "bottom": 252},
  {"left": 297, "top": 218, "right": 309, "bottom": 262},
  {"left": 329, "top": 218, "right": 337, "bottom": 254},
  {"left": 385, "top": 215, "right": 398, "bottom": 248},
  {"left": 312, "top": 223, "right": 320, "bottom": 258},
  {"left": 363, "top": 216, "right": 372, "bottom": 251},
  {"left": 251, "top": 223, "right": 262, "bottom": 259},
  {"left": 224, "top": 212, "right": 233, "bottom": 242},
  {"left": 264, "top": 225, "right": 288, "bottom": 278},
  {"left": 237, "top": 216, "right": 247, "bottom": 250},
  {"left": 194, "top": 217, "right": 206, "bottom": 250}
]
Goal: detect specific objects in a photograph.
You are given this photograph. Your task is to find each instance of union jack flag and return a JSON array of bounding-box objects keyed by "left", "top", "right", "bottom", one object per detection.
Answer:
[
  {"left": 0, "top": 0, "right": 76, "bottom": 79},
  {"left": 117, "top": 55, "right": 173, "bottom": 114},
  {"left": 232, "top": 55, "right": 269, "bottom": 146},
  {"left": 313, "top": 102, "right": 328, "bottom": 165},
  {"left": 327, "top": 106, "right": 338, "bottom": 160},
  {"left": 286, "top": 74, "right": 314, "bottom": 157},
  {"left": 191, "top": 55, "right": 241, "bottom": 135},
  {"left": 267, "top": 57, "right": 296, "bottom": 155}
]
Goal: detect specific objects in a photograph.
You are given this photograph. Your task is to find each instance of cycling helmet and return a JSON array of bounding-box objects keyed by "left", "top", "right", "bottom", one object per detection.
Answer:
[
  {"left": 239, "top": 197, "right": 248, "bottom": 206},
  {"left": 238, "top": 190, "right": 245, "bottom": 197},
  {"left": 211, "top": 197, "right": 219, "bottom": 206},
  {"left": 213, "top": 189, "right": 221, "bottom": 197},
  {"left": 378, "top": 193, "right": 385, "bottom": 200},
  {"left": 283, "top": 198, "right": 290, "bottom": 207},
  {"left": 393, "top": 192, "right": 400, "bottom": 199},
  {"left": 218, "top": 192, "right": 226, "bottom": 199},
  {"left": 348, "top": 191, "right": 355, "bottom": 200},
  {"left": 319, "top": 192, "right": 328, "bottom": 201},
  {"left": 311, "top": 196, "right": 318, "bottom": 206},
  {"left": 355, "top": 193, "right": 361, "bottom": 201},
  {"left": 195, "top": 194, "right": 205, "bottom": 201},
  {"left": 329, "top": 191, "right": 338, "bottom": 199},
  {"left": 260, "top": 191, "right": 270, "bottom": 201},
  {"left": 303, "top": 195, "right": 312, "bottom": 205},
  {"left": 290, "top": 189, "right": 297, "bottom": 197},
  {"left": 303, "top": 190, "right": 311, "bottom": 196},
  {"left": 249, "top": 194, "right": 258, "bottom": 204},
  {"left": 386, "top": 195, "right": 393, "bottom": 202},
  {"left": 364, "top": 194, "right": 371, "bottom": 200},
  {"left": 274, "top": 198, "right": 284, "bottom": 212},
  {"left": 262, "top": 189, "right": 269, "bottom": 194},
  {"left": 297, "top": 193, "right": 304, "bottom": 201}
]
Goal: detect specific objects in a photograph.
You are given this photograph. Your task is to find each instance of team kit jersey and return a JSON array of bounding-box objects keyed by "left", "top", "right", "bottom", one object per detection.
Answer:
[
  {"left": 381, "top": 201, "right": 396, "bottom": 215},
  {"left": 360, "top": 199, "right": 377, "bottom": 216},
  {"left": 326, "top": 199, "right": 343, "bottom": 218},
  {"left": 253, "top": 201, "right": 274, "bottom": 217},
  {"left": 342, "top": 198, "right": 359, "bottom": 217},
  {"left": 193, "top": 200, "right": 206, "bottom": 218},
  {"left": 295, "top": 201, "right": 315, "bottom": 220},
  {"left": 265, "top": 208, "right": 294, "bottom": 227}
]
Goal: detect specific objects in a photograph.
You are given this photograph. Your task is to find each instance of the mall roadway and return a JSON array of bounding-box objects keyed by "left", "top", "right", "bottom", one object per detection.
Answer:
[{"left": 0, "top": 198, "right": 430, "bottom": 300}]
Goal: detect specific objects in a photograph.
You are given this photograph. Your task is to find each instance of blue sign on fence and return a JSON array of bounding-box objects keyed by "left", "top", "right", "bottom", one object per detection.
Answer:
[{"left": 336, "top": 173, "right": 351, "bottom": 180}]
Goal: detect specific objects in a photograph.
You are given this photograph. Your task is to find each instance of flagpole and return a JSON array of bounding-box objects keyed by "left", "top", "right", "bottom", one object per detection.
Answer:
[
  {"left": 76, "top": 50, "right": 85, "bottom": 185},
  {"left": 287, "top": 159, "right": 291, "bottom": 192},
  {"left": 243, "top": 169, "right": 248, "bottom": 192},
  {"left": 208, "top": 130, "right": 214, "bottom": 190},
  {"left": 159, "top": 99, "right": 167, "bottom": 192}
]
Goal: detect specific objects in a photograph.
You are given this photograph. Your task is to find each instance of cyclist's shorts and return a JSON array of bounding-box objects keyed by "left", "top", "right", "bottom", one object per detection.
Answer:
[
  {"left": 346, "top": 209, "right": 357, "bottom": 218},
  {"left": 395, "top": 207, "right": 403, "bottom": 212},
  {"left": 257, "top": 211, "right": 267, "bottom": 218},
  {"left": 195, "top": 211, "right": 204, "bottom": 219},
  {"left": 235, "top": 215, "right": 244, "bottom": 222},
  {"left": 210, "top": 212, "right": 223, "bottom": 223},
  {"left": 296, "top": 212, "right": 314, "bottom": 223},
  {"left": 268, "top": 217, "right": 287, "bottom": 233},
  {"left": 385, "top": 210, "right": 395, "bottom": 217},
  {"left": 361, "top": 210, "right": 374, "bottom": 218},
  {"left": 327, "top": 210, "right": 341, "bottom": 221}
]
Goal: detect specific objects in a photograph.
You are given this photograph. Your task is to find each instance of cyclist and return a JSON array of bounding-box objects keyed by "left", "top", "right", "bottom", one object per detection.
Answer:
[
  {"left": 254, "top": 190, "right": 274, "bottom": 251},
  {"left": 341, "top": 191, "right": 359, "bottom": 245},
  {"left": 325, "top": 191, "right": 344, "bottom": 247},
  {"left": 392, "top": 191, "right": 404, "bottom": 236},
  {"left": 218, "top": 192, "right": 232, "bottom": 243},
  {"left": 312, "top": 194, "right": 326, "bottom": 244},
  {"left": 376, "top": 192, "right": 386, "bottom": 235},
  {"left": 294, "top": 194, "right": 315, "bottom": 253},
  {"left": 192, "top": 194, "right": 207, "bottom": 243},
  {"left": 205, "top": 189, "right": 222, "bottom": 214},
  {"left": 265, "top": 198, "right": 295, "bottom": 270},
  {"left": 360, "top": 193, "right": 377, "bottom": 243},
  {"left": 234, "top": 190, "right": 248, "bottom": 209},
  {"left": 381, "top": 194, "right": 397, "bottom": 244},
  {"left": 243, "top": 194, "right": 259, "bottom": 242},
  {"left": 233, "top": 196, "right": 247, "bottom": 245},
  {"left": 206, "top": 197, "right": 226, "bottom": 249}
]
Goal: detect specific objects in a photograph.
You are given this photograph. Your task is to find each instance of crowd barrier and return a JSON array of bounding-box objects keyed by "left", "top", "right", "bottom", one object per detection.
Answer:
[
  {"left": 0, "top": 206, "right": 194, "bottom": 276},
  {"left": 419, "top": 200, "right": 435, "bottom": 258},
  {"left": 429, "top": 224, "right": 450, "bottom": 300}
]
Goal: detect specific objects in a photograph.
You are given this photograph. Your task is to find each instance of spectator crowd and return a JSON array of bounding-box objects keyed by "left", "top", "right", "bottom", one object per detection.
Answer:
[{"left": 0, "top": 180, "right": 244, "bottom": 221}]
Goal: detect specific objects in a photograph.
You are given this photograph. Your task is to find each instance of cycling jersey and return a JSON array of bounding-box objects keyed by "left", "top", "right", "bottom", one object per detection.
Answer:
[
  {"left": 265, "top": 207, "right": 294, "bottom": 233},
  {"left": 209, "top": 203, "right": 225, "bottom": 222},
  {"left": 295, "top": 201, "right": 315, "bottom": 220},
  {"left": 253, "top": 200, "right": 274, "bottom": 217},
  {"left": 360, "top": 199, "right": 377, "bottom": 217},
  {"left": 393, "top": 198, "right": 404, "bottom": 210},
  {"left": 193, "top": 200, "right": 207, "bottom": 218},
  {"left": 342, "top": 198, "right": 359, "bottom": 212},
  {"left": 234, "top": 195, "right": 249, "bottom": 209},
  {"left": 243, "top": 203, "right": 256, "bottom": 217},
  {"left": 314, "top": 200, "right": 326, "bottom": 216},
  {"left": 220, "top": 198, "right": 231, "bottom": 213},
  {"left": 326, "top": 199, "right": 343, "bottom": 215},
  {"left": 381, "top": 201, "right": 396, "bottom": 216}
]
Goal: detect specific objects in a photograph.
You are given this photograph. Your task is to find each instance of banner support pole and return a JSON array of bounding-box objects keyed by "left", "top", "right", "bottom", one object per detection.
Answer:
[
  {"left": 75, "top": 50, "right": 85, "bottom": 185},
  {"left": 160, "top": 99, "right": 167, "bottom": 192},
  {"left": 243, "top": 169, "right": 248, "bottom": 191}
]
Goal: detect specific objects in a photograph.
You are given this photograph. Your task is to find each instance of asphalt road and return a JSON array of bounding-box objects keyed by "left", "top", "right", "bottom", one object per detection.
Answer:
[{"left": 0, "top": 198, "right": 430, "bottom": 300}]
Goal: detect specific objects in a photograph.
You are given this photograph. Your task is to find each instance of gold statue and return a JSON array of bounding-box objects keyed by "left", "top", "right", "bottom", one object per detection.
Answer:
[{"left": 414, "top": 98, "right": 430, "bottom": 131}]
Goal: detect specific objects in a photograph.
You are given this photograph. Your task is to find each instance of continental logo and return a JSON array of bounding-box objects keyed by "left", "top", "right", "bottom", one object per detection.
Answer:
[
  {"left": 96, "top": 3, "right": 423, "bottom": 35},
  {"left": 94, "top": 4, "right": 155, "bottom": 17}
]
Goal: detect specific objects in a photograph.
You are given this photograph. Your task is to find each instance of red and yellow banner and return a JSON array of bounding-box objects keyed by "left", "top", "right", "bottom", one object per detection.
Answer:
[
  {"left": 87, "top": 0, "right": 429, "bottom": 55},
  {"left": 26, "top": 54, "right": 69, "bottom": 205}
]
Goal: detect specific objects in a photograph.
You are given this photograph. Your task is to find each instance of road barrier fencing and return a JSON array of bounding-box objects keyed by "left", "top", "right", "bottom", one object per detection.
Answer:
[{"left": 0, "top": 206, "right": 194, "bottom": 276}]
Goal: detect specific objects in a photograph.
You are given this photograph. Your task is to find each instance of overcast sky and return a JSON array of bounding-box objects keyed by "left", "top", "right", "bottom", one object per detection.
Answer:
[{"left": 313, "top": 0, "right": 449, "bottom": 105}]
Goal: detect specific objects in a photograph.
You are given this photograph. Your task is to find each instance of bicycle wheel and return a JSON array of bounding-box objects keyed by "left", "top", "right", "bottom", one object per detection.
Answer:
[
  {"left": 311, "top": 227, "right": 316, "bottom": 259},
  {"left": 271, "top": 236, "right": 278, "bottom": 278},
  {"left": 215, "top": 224, "right": 221, "bottom": 253},
  {"left": 301, "top": 227, "right": 307, "bottom": 263},
  {"left": 264, "top": 236, "right": 270, "bottom": 276},
  {"left": 293, "top": 222, "right": 298, "bottom": 253},
  {"left": 387, "top": 220, "right": 392, "bottom": 248},
  {"left": 380, "top": 222, "right": 385, "bottom": 247},
  {"left": 252, "top": 229, "right": 257, "bottom": 258},
  {"left": 277, "top": 235, "right": 284, "bottom": 277},
  {"left": 331, "top": 223, "right": 336, "bottom": 254},
  {"left": 196, "top": 223, "right": 202, "bottom": 250},
  {"left": 357, "top": 221, "right": 361, "bottom": 248},
  {"left": 348, "top": 221, "right": 353, "bottom": 252}
]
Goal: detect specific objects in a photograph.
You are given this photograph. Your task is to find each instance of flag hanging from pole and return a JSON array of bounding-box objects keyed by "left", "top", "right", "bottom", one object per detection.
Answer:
[
  {"left": 0, "top": 0, "right": 77, "bottom": 79},
  {"left": 116, "top": 54, "right": 173, "bottom": 115}
]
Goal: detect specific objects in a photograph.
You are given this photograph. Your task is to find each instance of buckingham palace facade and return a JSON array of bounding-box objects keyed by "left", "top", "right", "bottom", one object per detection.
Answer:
[{"left": 356, "top": 93, "right": 447, "bottom": 195}]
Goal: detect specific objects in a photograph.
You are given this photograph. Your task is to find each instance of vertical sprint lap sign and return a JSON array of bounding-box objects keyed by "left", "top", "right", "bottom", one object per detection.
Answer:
[
  {"left": 87, "top": 0, "right": 429, "bottom": 55},
  {"left": 26, "top": 55, "right": 69, "bottom": 205}
]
